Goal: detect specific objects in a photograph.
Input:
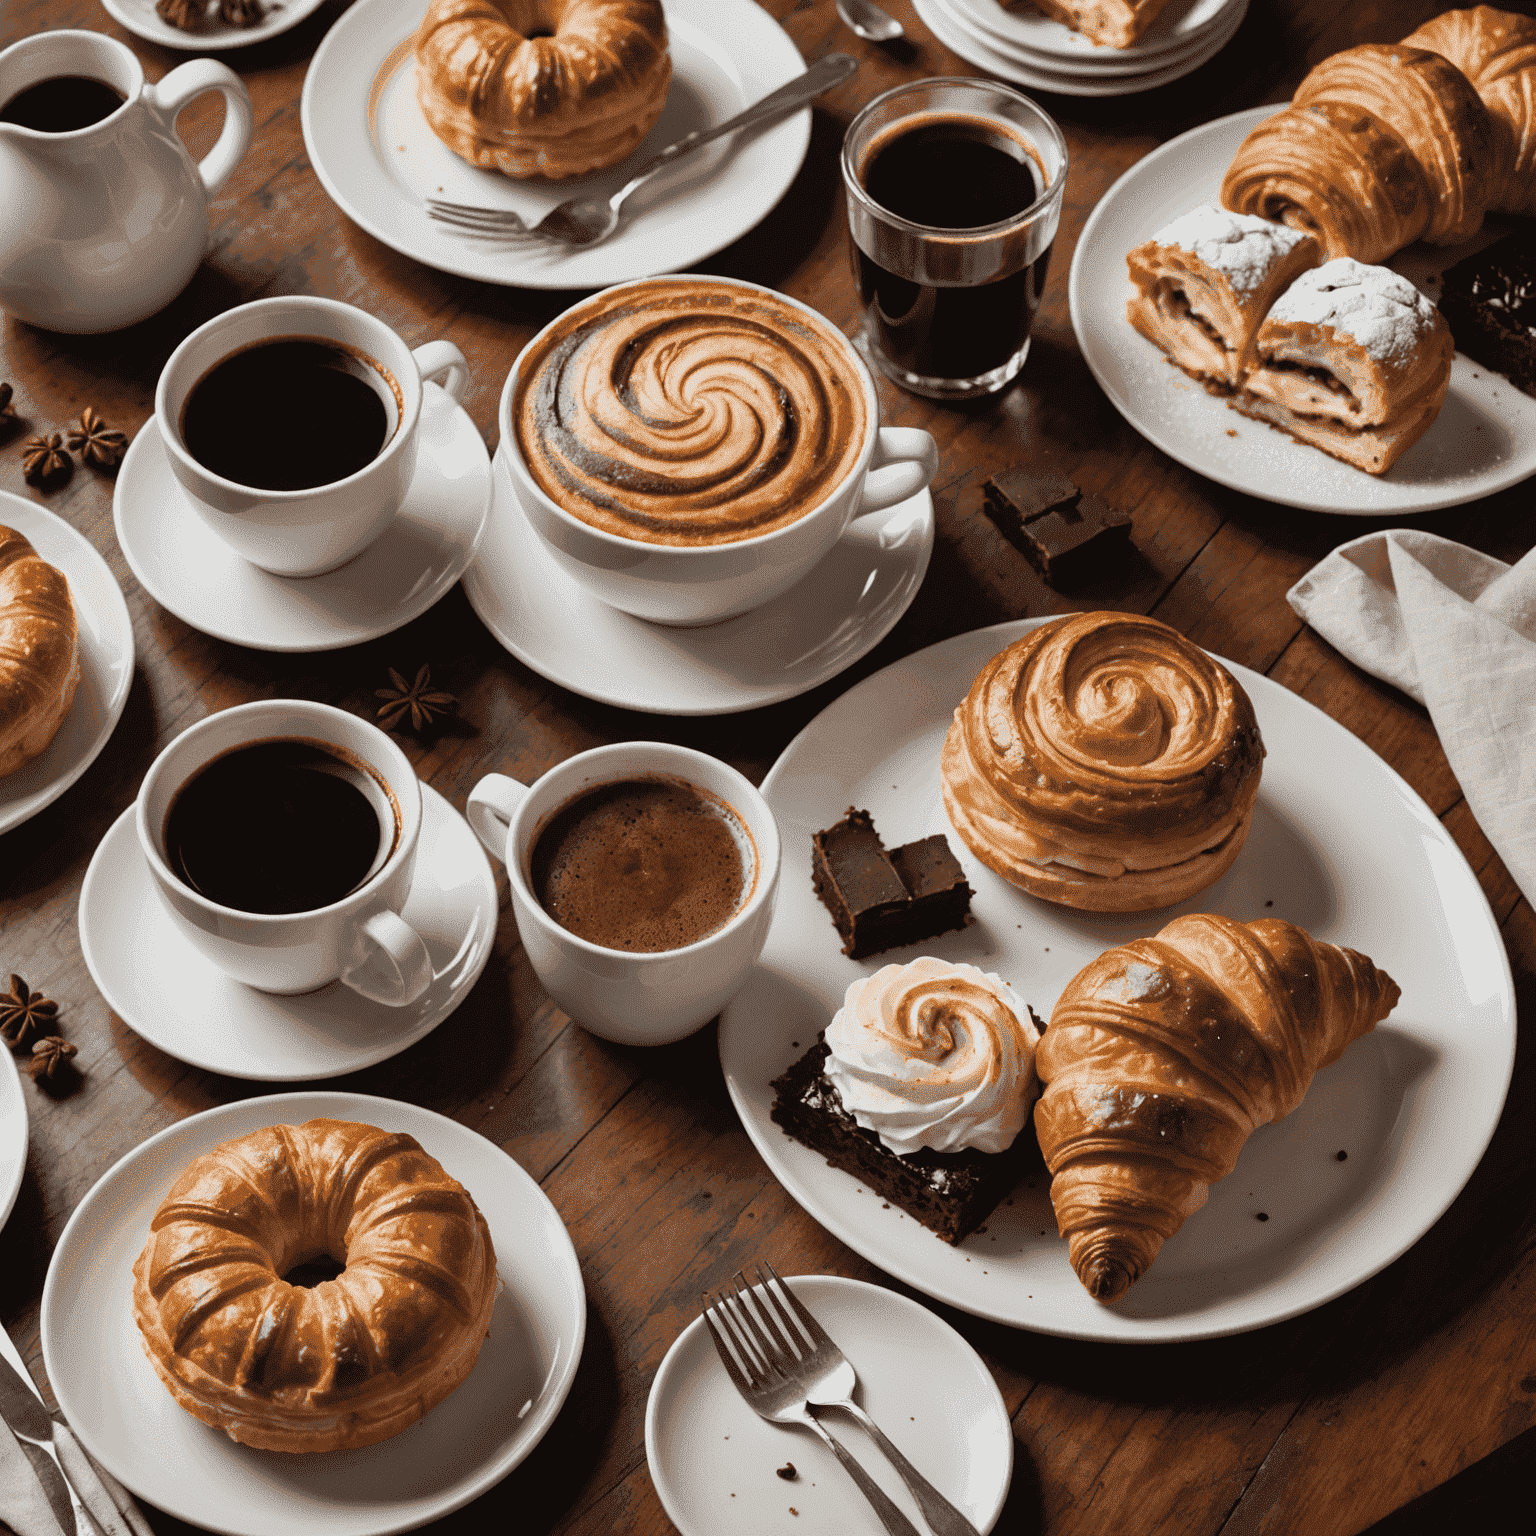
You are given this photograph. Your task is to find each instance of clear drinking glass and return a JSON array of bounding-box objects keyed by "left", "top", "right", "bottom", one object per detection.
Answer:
[{"left": 841, "top": 77, "right": 1069, "bottom": 399}]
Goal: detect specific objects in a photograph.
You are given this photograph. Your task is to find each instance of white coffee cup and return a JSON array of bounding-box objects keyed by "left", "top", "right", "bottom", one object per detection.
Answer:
[
  {"left": 136, "top": 700, "right": 433, "bottom": 1005},
  {"left": 467, "top": 743, "right": 780, "bottom": 1046},
  {"left": 496, "top": 273, "right": 940, "bottom": 626},
  {"left": 155, "top": 295, "right": 469, "bottom": 577}
]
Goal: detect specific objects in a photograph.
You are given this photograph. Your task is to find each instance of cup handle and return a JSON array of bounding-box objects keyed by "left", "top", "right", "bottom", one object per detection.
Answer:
[
  {"left": 855, "top": 427, "right": 941, "bottom": 517},
  {"left": 339, "top": 910, "right": 434, "bottom": 1007},
  {"left": 467, "top": 774, "right": 529, "bottom": 864},
  {"left": 145, "top": 60, "right": 254, "bottom": 198},
  {"left": 412, "top": 341, "right": 470, "bottom": 404}
]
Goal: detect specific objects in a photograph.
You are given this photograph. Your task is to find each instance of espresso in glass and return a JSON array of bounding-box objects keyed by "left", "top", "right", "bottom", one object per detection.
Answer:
[
  {"left": 0, "top": 75, "right": 126, "bottom": 133},
  {"left": 530, "top": 776, "right": 756, "bottom": 952}
]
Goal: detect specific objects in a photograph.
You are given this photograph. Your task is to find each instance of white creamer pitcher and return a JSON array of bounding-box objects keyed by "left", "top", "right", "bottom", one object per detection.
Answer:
[{"left": 0, "top": 30, "right": 252, "bottom": 333}]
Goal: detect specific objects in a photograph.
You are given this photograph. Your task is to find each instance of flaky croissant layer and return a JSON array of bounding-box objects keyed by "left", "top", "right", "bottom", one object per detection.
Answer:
[{"left": 1034, "top": 915, "right": 1400, "bottom": 1303}]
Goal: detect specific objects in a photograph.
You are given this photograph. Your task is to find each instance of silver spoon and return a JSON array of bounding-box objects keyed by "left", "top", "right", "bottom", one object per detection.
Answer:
[{"left": 837, "top": 0, "right": 905, "bottom": 43}]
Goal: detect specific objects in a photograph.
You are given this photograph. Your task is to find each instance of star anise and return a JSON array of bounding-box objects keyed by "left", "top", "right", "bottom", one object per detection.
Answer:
[
  {"left": 0, "top": 975, "right": 57, "bottom": 1052},
  {"left": 376, "top": 665, "right": 457, "bottom": 732},
  {"left": 21, "top": 433, "right": 70, "bottom": 484},
  {"left": 27, "top": 1036, "right": 77, "bottom": 1084},
  {"left": 65, "top": 407, "right": 129, "bottom": 469},
  {"left": 0, "top": 383, "right": 13, "bottom": 420},
  {"left": 156, "top": 0, "right": 205, "bottom": 30},
  {"left": 219, "top": 0, "right": 264, "bottom": 23}
]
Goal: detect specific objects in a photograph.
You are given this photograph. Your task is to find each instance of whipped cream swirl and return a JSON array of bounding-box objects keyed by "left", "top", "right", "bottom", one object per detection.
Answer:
[{"left": 824, "top": 957, "right": 1040, "bottom": 1156}]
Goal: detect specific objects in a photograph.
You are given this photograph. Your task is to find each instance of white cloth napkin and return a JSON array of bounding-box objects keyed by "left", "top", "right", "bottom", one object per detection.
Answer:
[
  {"left": 1287, "top": 529, "right": 1536, "bottom": 906},
  {"left": 0, "top": 1420, "right": 67, "bottom": 1536}
]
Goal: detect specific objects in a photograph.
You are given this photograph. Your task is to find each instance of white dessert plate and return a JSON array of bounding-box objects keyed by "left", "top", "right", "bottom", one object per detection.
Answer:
[
  {"left": 718, "top": 618, "right": 1516, "bottom": 1344},
  {"left": 96, "top": 0, "right": 328, "bottom": 52},
  {"left": 1071, "top": 105, "right": 1536, "bottom": 513},
  {"left": 0, "top": 492, "right": 134, "bottom": 837},
  {"left": 78, "top": 785, "right": 497, "bottom": 1081},
  {"left": 0, "top": 1043, "right": 24, "bottom": 1233},
  {"left": 41, "top": 1090, "right": 585, "bottom": 1536},
  {"left": 946, "top": 0, "right": 1242, "bottom": 65},
  {"left": 645, "top": 1274, "right": 1013, "bottom": 1536},
  {"left": 913, "top": 0, "right": 1246, "bottom": 96},
  {"left": 113, "top": 383, "right": 489, "bottom": 652},
  {"left": 301, "top": 0, "right": 811, "bottom": 290},
  {"left": 462, "top": 450, "right": 934, "bottom": 717}
]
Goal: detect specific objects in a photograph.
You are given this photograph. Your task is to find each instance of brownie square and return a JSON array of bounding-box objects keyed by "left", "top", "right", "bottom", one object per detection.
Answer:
[
  {"left": 1439, "top": 232, "right": 1536, "bottom": 396},
  {"left": 982, "top": 469, "right": 1133, "bottom": 586},
  {"left": 770, "top": 1038, "right": 1037, "bottom": 1245}
]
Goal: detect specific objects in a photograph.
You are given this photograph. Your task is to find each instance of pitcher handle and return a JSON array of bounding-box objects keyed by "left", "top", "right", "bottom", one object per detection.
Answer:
[{"left": 144, "top": 59, "right": 254, "bottom": 198}]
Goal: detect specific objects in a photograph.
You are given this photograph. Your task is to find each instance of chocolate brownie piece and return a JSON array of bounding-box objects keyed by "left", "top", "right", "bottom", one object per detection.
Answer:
[
  {"left": 811, "top": 809, "right": 973, "bottom": 958},
  {"left": 983, "top": 469, "right": 1132, "bottom": 586},
  {"left": 769, "top": 1037, "right": 1036, "bottom": 1245},
  {"left": 1439, "top": 233, "right": 1536, "bottom": 396}
]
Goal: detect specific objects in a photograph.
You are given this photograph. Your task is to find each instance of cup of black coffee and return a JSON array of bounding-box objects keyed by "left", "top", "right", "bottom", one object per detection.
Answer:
[
  {"left": 842, "top": 77, "right": 1069, "bottom": 399},
  {"left": 135, "top": 700, "right": 434, "bottom": 1005},
  {"left": 467, "top": 743, "right": 781, "bottom": 1046},
  {"left": 155, "top": 296, "right": 469, "bottom": 576}
]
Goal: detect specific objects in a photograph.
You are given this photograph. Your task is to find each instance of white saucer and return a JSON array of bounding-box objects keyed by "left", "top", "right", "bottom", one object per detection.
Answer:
[
  {"left": 0, "top": 491, "right": 134, "bottom": 837},
  {"left": 645, "top": 1274, "right": 1012, "bottom": 1536},
  {"left": 461, "top": 451, "right": 934, "bottom": 717},
  {"left": 97, "top": 0, "right": 329, "bottom": 52},
  {"left": 302, "top": 0, "right": 812, "bottom": 291},
  {"left": 78, "top": 784, "right": 497, "bottom": 1081},
  {"left": 42, "top": 1090, "right": 585, "bottom": 1536},
  {"left": 947, "top": 0, "right": 1242, "bottom": 65},
  {"left": 113, "top": 384, "right": 490, "bottom": 652},
  {"left": 0, "top": 1043, "right": 24, "bottom": 1233}
]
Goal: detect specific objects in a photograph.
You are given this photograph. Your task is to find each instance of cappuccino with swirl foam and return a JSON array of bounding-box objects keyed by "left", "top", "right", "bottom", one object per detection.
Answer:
[{"left": 512, "top": 278, "right": 870, "bottom": 547}]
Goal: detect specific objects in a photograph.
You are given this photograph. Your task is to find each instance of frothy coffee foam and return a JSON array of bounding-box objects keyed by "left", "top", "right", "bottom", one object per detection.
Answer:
[{"left": 513, "top": 280, "right": 870, "bottom": 546}]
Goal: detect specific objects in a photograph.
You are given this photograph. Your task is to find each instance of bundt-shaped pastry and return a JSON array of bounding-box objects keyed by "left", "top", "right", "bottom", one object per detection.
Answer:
[
  {"left": 415, "top": 0, "right": 671, "bottom": 180},
  {"left": 941, "top": 613, "right": 1265, "bottom": 913},
  {"left": 132, "top": 1120, "right": 499, "bottom": 1453},
  {"left": 0, "top": 525, "right": 80, "bottom": 779}
]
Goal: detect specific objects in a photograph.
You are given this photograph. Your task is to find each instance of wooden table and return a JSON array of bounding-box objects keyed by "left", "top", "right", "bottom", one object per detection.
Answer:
[{"left": 2, "top": 0, "right": 1532, "bottom": 1531}]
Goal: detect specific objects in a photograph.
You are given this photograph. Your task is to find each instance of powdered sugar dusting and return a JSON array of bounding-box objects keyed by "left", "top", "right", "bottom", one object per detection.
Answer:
[
  {"left": 1150, "top": 203, "right": 1313, "bottom": 296},
  {"left": 1267, "top": 258, "right": 1440, "bottom": 361}
]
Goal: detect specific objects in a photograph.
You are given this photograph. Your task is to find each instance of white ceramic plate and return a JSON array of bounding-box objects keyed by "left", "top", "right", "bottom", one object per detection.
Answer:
[
  {"left": 41, "top": 1090, "right": 585, "bottom": 1536},
  {"left": 301, "top": 0, "right": 811, "bottom": 290},
  {"left": 645, "top": 1274, "right": 1013, "bottom": 1536},
  {"left": 947, "top": 0, "right": 1242, "bottom": 64},
  {"left": 0, "top": 492, "right": 134, "bottom": 837},
  {"left": 78, "top": 785, "right": 497, "bottom": 1081},
  {"left": 113, "top": 385, "right": 489, "bottom": 652},
  {"left": 718, "top": 618, "right": 1516, "bottom": 1344},
  {"left": 97, "top": 0, "right": 328, "bottom": 52},
  {"left": 0, "top": 1043, "right": 24, "bottom": 1233},
  {"left": 1070, "top": 105, "right": 1536, "bottom": 512},
  {"left": 462, "top": 450, "right": 934, "bottom": 716},
  {"left": 913, "top": 0, "right": 1245, "bottom": 95}
]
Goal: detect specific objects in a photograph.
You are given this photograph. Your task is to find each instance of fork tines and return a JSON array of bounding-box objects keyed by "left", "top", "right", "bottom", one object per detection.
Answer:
[
  {"left": 702, "top": 1263, "right": 813, "bottom": 1382},
  {"left": 425, "top": 199, "right": 535, "bottom": 238}
]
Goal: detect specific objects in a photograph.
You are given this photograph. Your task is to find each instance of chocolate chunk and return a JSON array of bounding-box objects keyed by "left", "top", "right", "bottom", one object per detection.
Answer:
[
  {"left": 983, "top": 469, "right": 1132, "bottom": 586},
  {"left": 1439, "top": 233, "right": 1536, "bottom": 396}
]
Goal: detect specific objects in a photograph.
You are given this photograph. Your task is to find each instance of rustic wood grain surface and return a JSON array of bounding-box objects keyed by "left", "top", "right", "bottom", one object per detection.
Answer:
[{"left": 1, "top": 0, "right": 1532, "bottom": 1532}]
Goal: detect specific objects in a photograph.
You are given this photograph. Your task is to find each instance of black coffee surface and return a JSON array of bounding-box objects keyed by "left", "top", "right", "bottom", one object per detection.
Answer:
[
  {"left": 182, "top": 338, "right": 391, "bottom": 492},
  {"left": 861, "top": 118, "right": 1040, "bottom": 230},
  {"left": 531, "top": 779, "right": 749, "bottom": 952},
  {"left": 165, "top": 739, "right": 389, "bottom": 915},
  {"left": 0, "top": 75, "right": 126, "bottom": 133}
]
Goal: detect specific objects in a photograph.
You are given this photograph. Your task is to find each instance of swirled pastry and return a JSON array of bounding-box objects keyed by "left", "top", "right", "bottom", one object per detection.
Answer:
[
  {"left": 415, "top": 0, "right": 671, "bottom": 180},
  {"left": 1406, "top": 7, "right": 1536, "bottom": 214},
  {"left": 0, "top": 525, "right": 80, "bottom": 779},
  {"left": 1235, "top": 258, "right": 1454, "bottom": 475},
  {"left": 1126, "top": 204, "right": 1321, "bottom": 388},
  {"left": 941, "top": 613, "right": 1265, "bottom": 912},
  {"left": 513, "top": 278, "right": 870, "bottom": 545}
]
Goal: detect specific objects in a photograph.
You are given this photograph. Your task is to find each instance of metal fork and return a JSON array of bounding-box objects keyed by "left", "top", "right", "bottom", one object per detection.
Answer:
[{"left": 426, "top": 51, "right": 858, "bottom": 247}]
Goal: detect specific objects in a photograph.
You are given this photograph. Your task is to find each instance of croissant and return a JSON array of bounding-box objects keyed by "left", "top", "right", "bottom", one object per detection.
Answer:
[
  {"left": 0, "top": 525, "right": 80, "bottom": 778},
  {"left": 1405, "top": 6, "right": 1536, "bottom": 214},
  {"left": 1034, "top": 915, "right": 1400, "bottom": 1303}
]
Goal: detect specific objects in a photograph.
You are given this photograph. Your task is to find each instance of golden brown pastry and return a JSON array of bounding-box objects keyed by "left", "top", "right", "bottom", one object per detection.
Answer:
[
  {"left": 132, "top": 1120, "right": 499, "bottom": 1453},
  {"left": 415, "top": 0, "right": 671, "bottom": 180},
  {"left": 1235, "top": 257, "right": 1454, "bottom": 475},
  {"left": 1405, "top": 6, "right": 1536, "bottom": 214},
  {"left": 0, "top": 525, "right": 80, "bottom": 779},
  {"left": 1034, "top": 915, "right": 1400, "bottom": 1303},
  {"left": 941, "top": 613, "right": 1265, "bottom": 913},
  {"left": 1126, "top": 204, "right": 1321, "bottom": 389},
  {"left": 1023, "top": 0, "right": 1175, "bottom": 50}
]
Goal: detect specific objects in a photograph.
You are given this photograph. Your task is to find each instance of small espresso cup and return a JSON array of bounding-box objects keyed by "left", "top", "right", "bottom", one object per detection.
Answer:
[
  {"left": 136, "top": 700, "right": 434, "bottom": 1005},
  {"left": 467, "top": 743, "right": 781, "bottom": 1046},
  {"left": 156, "top": 295, "right": 469, "bottom": 577},
  {"left": 498, "top": 273, "right": 939, "bottom": 626}
]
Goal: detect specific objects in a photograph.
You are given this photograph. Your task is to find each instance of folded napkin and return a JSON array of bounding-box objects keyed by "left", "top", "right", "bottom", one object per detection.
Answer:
[
  {"left": 1287, "top": 529, "right": 1536, "bottom": 906},
  {"left": 0, "top": 1418, "right": 66, "bottom": 1536}
]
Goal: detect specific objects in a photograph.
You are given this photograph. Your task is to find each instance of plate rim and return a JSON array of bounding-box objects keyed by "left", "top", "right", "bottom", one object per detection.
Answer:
[
  {"left": 0, "top": 1042, "right": 24, "bottom": 1234},
  {"left": 719, "top": 615, "right": 1516, "bottom": 1343},
  {"left": 944, "top": 0, "right": 1243, "bottom": 61},
  {"left": 95, "top": 0, "right": 332, "bottom": 53},
  {"left": 40, "top": 1088, "right": 587, "bottom": 1536}
]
